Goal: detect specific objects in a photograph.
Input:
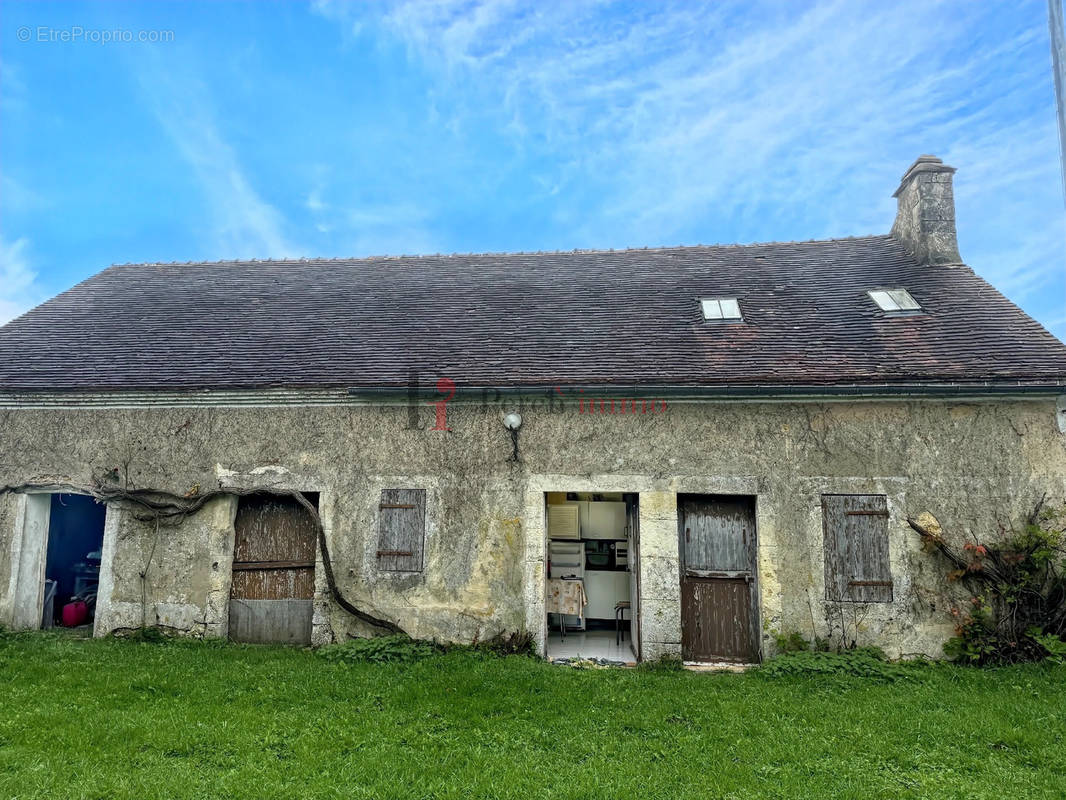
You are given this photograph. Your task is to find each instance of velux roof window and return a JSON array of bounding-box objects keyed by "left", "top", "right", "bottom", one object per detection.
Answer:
[
  {"left": 701, "top": 297, "right": 743, "bottom": 322},
  {"left": 867, "top": 289, "right": 921, "bottom": 314}
]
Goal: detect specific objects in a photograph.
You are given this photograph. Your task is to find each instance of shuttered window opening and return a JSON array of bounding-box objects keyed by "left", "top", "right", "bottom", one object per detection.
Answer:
[
  {"left": 821, "top": 494, "right": 893, "bottom": 603},
  {"left": 377, "top": 489, "right": 427, "bottom": 572}
]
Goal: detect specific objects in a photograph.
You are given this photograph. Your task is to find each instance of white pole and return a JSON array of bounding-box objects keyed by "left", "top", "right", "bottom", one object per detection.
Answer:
[{"left": 1049, "top": 0, "right": 1066, "bottom": 207}]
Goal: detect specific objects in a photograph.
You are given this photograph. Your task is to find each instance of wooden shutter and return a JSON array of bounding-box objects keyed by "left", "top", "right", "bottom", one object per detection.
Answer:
[
  {"left": 822, "top": 494, "right": 892, "bottom": 603},
  {"left": 377, "top": 489, "right": 426, "bottom": 572}
]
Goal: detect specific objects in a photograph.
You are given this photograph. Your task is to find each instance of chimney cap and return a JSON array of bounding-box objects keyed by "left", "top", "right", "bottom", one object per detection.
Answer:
[{"left": 892, "top": 155, "right": 956, "bottom": 198}]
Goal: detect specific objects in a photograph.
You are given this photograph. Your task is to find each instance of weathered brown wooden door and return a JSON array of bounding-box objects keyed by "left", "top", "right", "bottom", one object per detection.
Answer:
[
  {"left": 229, "top": 493, "right": 318, "bottom": 645},
  {"left": 679, "top": 495, "right": 759, "bottom": 663}
]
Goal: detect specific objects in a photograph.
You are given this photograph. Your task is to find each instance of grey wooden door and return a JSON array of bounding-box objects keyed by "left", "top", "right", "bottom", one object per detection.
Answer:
[
  {"left": 229, "top": 494, "right": 317, "bottom": 645},
  {"left": 679, "top": 496, "right": 759, "bottom": 663}
]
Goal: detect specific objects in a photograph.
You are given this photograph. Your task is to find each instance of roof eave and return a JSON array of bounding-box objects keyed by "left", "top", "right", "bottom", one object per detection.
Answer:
[
  {"left": 347, "top": 380, "right": 1066, "bottom": 403},
  {"left": 0, "top": 379, "right": 1063, "bottom": 409}
]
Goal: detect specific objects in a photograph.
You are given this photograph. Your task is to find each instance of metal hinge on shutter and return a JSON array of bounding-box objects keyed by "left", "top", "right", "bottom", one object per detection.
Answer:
[
  {"left": 380, "top": 503, "right": 417, "bottom": 510},
  {"left": 377, "top": 549, "right": 413, "bottom": 558},
  {"left": 845, "top": 510, "right": 889, "bottom": 517}
]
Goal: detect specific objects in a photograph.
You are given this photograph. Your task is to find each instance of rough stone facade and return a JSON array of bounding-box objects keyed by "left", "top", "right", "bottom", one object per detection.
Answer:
[{"left": 2, "top": 394, "right": 1063, "bottom": 660}]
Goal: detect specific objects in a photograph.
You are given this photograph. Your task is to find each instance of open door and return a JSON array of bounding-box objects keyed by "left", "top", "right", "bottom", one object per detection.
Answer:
[
  {"left": 229, "top": 493, "right": 318, "bottom": 645},
  {"left": 44, "top": 494, "right": 107, "bottom": 629},
  {"left": 11, "top": 493, "right": 106, "bottom": 631},
  {"left": 678, "top": 495, "right": 759, "bottom": 663},
  {"left": 625, "top": 494, "right": 640, "bottom": 660}
]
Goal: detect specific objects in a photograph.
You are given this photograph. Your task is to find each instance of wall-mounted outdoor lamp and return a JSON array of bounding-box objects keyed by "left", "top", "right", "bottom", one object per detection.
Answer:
[{"left": 503, "top": 412, "right": 522, "bottom": 461}]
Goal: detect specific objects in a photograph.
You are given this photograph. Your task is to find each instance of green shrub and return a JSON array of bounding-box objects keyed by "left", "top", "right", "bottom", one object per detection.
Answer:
[
  {"left": 1030, "top": 629, "right": 1066, "bottom": 664},
  {"left": 758, "top": 648, "right": 928, "bottom": 682},
  {"left": 774, "top": 631, "right": 812, "bottom": 653},
  {"left": 320, "top": 630, "right": 538, "bottom": 665},
  {"left": 318, "top": 634, "right": 441, "bottom": 665},
  {"left": 126, "top": 626, "right": 170, "bottom": 644},
  {"left": 478, "top": 629, "right": 536, "bottom": 657},
  {"left": 637, "top": 654, "right": 685, "bottom": 672}
]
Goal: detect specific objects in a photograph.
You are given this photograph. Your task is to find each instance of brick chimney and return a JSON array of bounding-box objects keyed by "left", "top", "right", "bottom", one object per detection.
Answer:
[{"left": 890, "top": 155, "right": 962, "bottom": 265}]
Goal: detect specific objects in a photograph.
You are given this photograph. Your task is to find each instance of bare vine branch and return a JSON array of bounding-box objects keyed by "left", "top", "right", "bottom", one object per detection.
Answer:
[
  {"left": 0, "top": 479, "right": 404, "bottom": 637},
  {"left": 908, "top": 502, "right": 1065, "bottom": 664}
]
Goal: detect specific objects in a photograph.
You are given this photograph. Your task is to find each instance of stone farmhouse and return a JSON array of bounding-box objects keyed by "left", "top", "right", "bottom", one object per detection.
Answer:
[{"left": 1, "top": 155, "right": 1064, "bottom": 663}]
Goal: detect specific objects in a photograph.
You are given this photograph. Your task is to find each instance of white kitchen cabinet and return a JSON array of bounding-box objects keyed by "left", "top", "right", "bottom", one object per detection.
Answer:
[
  {"left": 583, "top": 570, "right": 630, "bottom": 619},
  {"left": 584, "top": 501, "right": 627, "bottom": 540}
]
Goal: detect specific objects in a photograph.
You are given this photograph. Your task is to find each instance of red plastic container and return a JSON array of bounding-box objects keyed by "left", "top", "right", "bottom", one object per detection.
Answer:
[{"left": 61, "top": 601, "right": 88, "bottom": 628}]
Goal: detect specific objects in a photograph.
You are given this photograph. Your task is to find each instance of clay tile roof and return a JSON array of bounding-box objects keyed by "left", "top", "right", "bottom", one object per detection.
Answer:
[{"left": 1, "top": 235, "right": 1065, "bottom": 392}]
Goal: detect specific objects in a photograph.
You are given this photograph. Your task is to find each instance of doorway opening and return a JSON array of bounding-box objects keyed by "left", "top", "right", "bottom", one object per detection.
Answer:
[
  {"left": 43, "top": 494, "right": 107, "bottom": 632},
  {"left": 228, "top": 492, "right": 320, "bottom": 645},
  {"left": 678, "top": 494, "right": 760, "bottom": 664},
  {"left": 544, "top": 491, "right": 639, "bottom": 664}
]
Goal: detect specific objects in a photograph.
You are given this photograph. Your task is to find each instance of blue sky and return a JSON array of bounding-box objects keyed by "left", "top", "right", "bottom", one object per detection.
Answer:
[{"left": 2, "top": 0, "right": 1064, "bottom": 340}]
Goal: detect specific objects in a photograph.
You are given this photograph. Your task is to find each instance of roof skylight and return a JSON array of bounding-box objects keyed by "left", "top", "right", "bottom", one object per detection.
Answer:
[
  {"left": 701, "top": 297, "right": 743, "bottom": 321},
  {"left": 868, "top": 289, "right": 921, "bottom": 313}
]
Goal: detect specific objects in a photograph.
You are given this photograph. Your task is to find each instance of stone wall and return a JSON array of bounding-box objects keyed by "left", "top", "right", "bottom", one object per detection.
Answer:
[{"left": 1, "top": 396, "right": 1063, "bottom": 658}]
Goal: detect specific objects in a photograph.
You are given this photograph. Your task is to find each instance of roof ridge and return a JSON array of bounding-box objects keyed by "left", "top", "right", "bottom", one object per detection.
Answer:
[{"left": 110, "top": 233, "right": 895, "bottom": 268}]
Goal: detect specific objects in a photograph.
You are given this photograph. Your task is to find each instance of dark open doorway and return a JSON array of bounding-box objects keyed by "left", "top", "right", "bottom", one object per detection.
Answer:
[{"left": 44, "top": 494, "right": 107, "bottom": 630}]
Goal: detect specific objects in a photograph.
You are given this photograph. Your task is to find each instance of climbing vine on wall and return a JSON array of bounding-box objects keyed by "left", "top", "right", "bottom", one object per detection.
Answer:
[{"left": 908, "top": 498, "right": 1066, "bottom": 665}]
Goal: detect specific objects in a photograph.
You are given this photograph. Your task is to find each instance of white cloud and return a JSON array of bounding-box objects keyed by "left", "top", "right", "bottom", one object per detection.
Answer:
[
  {"left": 1, "top": 174, "right": 45, "bottom": 215},
  {"left": 314, "top": 0, "right": 1065, "bottom": 339},
  {"left": 306, "top": 190, "right": 327, "bottom": 213},
  {"left": 301, "top": 162, "right": 439, "bottom": 257},
  {"left": 380, "top": 2, "right": 1041, "bottom": 241},
  {"left": 339, "top": 202, "right": 438, "bottom": 256},
  {"left": 135, "top": 66, "right": 301, "bottom": 259},
  {"left": 0, "top": 236, "right": 45, "bottom": 325},
  {"left": 0, "top": 58, "right": 28, "bottom": 115}
]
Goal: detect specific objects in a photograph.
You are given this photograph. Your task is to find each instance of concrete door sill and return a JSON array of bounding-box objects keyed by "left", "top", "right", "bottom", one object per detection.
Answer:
[{"left": 682, "top": 661, "right": 756, "bottom": 672}]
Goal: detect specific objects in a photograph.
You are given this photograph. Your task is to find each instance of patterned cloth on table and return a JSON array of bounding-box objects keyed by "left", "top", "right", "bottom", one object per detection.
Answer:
[{"left": 546, "top": 578, "right": 587, "bottom": 619}]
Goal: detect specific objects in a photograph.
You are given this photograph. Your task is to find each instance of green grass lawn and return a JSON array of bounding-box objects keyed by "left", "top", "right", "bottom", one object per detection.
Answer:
[{"left": 0, "top": 634, "right": 1063, "bottom": 799}]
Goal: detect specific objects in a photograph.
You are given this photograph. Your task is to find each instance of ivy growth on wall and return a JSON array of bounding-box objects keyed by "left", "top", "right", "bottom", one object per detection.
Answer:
[{"left": 908, "top": 498, "right": 1065, "bottom": 665}]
